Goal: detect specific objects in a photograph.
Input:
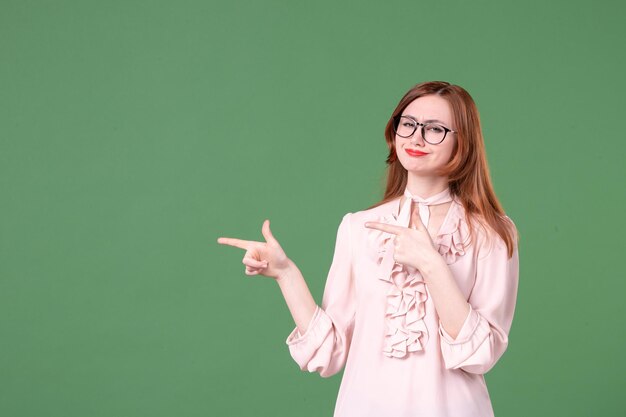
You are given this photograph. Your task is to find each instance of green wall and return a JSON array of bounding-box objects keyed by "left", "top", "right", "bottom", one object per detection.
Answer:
[{"left": 1, "top": 0, "right": 624, "bottom": 416}]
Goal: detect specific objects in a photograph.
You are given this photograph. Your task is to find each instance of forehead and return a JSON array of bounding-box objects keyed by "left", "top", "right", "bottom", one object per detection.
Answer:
[{"left": 401, "top": 95, "right": 453, "bottom": 124}]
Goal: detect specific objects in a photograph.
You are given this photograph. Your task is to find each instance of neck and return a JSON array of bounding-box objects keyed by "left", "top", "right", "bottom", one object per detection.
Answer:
[{"left": 405, "top": 173, "right": 449, "bottom": 199}]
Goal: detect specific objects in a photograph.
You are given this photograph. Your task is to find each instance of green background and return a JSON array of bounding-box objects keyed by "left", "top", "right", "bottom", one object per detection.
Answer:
[{"left": 1, "top": 0, "right": 624, "bottom": 416}]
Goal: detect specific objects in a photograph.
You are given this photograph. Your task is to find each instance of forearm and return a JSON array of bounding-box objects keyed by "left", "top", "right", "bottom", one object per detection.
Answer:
[
  {"left": 421, "top": 255, "right": 470, "bottom": 340},
  {"left": 276, "top": 259, "right": 318, "bottom": 336}
]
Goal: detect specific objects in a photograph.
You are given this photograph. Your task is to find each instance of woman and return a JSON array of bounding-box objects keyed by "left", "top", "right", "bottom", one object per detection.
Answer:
[{"left": 217, "top": 81, "right": 520, "bottom": 417}]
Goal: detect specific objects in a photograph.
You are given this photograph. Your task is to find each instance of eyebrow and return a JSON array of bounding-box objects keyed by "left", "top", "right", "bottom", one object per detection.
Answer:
[{"left": 402, "top": 115, "right": 450, "bottom": 125}]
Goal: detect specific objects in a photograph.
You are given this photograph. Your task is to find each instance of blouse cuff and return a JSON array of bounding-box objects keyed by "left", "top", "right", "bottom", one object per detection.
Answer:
[
  {"left": 438, "top": 304, "right": 492, "bottom": 371},
  {"left": 285, "top": 305, "right": 333, "bottom": 367},
  {"left": 439, "top": 304, "right": 477, "bottom": 344}
]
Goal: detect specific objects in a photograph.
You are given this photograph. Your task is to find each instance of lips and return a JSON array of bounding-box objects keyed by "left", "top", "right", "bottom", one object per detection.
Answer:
[{"left": 405, "top": 149, "right": 428, "bottom": 156}]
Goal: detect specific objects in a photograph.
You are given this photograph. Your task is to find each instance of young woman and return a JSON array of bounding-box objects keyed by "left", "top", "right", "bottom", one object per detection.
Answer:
[{"left": 217, "top": 81, "right": 520, "bottom": 417}]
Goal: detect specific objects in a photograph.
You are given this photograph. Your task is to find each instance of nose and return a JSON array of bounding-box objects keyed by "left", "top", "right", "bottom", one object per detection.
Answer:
[{"left": 410, "top": 127, "right": 426, "bottom": 147}]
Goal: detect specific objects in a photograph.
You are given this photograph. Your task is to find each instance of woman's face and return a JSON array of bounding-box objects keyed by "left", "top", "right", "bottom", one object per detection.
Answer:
[{"left": 394, "top": 94, "right": 457, "bottom": 177}]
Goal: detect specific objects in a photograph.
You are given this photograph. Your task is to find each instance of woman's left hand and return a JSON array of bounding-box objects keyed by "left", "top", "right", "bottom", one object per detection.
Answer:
[{"left": 364, "top": 210, "right": 439, "bottom": 271}]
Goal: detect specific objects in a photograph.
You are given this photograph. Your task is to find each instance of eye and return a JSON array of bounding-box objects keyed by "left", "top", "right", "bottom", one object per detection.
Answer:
[
  {"left": 426, "top": 124, "right": 444, "bottom": 133},
  {"left": 399, "top": 117, "right": 416, "bottom": 127}
]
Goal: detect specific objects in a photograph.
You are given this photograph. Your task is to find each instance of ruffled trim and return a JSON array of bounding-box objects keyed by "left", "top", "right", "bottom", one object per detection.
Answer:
[
  {"left": 383, "top": 262, "right": 429, "bottom": 357},
  {"left": 367, "top": 198, "right": 471, "bottom": 358},
  {"left": 435, "top": 201, "right": 471, "bottom": 265},
  {"left": 368, "top": 211, "right": 430, "bottom": 357}
]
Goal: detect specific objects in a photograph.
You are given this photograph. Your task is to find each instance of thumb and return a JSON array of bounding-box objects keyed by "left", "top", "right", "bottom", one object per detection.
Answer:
[{"left": 262, "top": 219, "right": 279, "bottom": 244}]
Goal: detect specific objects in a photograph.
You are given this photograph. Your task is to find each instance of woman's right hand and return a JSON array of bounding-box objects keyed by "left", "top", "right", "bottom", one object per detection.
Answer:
[{"left": 217, "top": 219, "right": 291, "bottom": 280}]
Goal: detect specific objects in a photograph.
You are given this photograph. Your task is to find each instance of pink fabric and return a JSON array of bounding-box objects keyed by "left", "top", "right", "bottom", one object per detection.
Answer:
[
  {"left": 376, "top": 187, "right": 455, "bottom": 359},
  {"left": 285, "top": 191, "right": 520, "bottom": 417}
]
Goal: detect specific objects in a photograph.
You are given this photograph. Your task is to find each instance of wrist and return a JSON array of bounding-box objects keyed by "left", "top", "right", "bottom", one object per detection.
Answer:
[
  {"left": 275, "top": 259, "right": 297, "bottom": 284},
  {"left": 420, "top": 250, "right": 446, "bottom": 281}
]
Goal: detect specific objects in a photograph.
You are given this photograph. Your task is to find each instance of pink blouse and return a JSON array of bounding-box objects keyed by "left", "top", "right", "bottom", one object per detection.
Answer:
[{"left": 285, "top": 192, "right": 520, "bottom": 417}]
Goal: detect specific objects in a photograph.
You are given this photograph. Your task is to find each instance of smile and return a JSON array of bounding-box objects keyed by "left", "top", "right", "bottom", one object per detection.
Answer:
[{"left": 405, "top": 149, "right": 428, "bottom": 157}]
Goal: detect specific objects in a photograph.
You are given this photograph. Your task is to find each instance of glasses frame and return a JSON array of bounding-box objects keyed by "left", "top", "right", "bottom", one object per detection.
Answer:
[{"left": 393, "top": 115, "right": 457, "bottom": 145}]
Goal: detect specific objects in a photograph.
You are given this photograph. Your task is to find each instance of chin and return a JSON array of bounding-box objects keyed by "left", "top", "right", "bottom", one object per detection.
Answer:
[{"left": 405, "top": 165, "right": 437, "bottom": 175}]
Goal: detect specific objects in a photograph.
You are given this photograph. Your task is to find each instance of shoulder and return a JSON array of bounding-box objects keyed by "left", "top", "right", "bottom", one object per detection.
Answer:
[
  {"left": 471, "top": 213, "right": 519, "bottom": 260},
  {"left": 335, "top": 197, "right": 401, "bottom": 236},
  {"left": 352, "top": 198, "right": 400, "bottom": 222}
]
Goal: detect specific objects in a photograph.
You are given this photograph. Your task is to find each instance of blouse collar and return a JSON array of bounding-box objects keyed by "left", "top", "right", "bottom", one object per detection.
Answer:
[{"left": 393, "top": 187, "right": 455, "bottom": 230}]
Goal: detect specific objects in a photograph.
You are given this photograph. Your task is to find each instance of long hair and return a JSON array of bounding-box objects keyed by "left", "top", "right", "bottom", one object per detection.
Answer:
[{"left": 366, "top": 81, "right": 518, "bottom": 258}]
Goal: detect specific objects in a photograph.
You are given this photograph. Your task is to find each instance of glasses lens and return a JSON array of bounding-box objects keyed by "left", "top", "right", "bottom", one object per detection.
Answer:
[
  {"left": 424, "top": 123, "right": 446, "bottom": 144},
  {"left": 395, "top": 116, "right": 416, "bottom": 138}
]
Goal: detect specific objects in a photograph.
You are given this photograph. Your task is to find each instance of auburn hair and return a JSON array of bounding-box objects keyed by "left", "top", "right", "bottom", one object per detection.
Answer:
[{"left": 366, "top": 81, "right": 518, "bottom": 258}]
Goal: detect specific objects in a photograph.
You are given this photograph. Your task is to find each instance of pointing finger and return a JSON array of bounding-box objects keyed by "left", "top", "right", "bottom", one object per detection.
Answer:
[
  {"left": 364, "top": 222, "right": 404, "bottom": 235},
  {"left": 217, "top": 237, "right": 253, "bottom": 250}
]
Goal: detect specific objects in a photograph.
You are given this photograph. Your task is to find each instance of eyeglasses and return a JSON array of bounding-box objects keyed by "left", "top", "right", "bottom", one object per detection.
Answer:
[{"left": 393, "top": 116, "right": 457, "bottom": 145}]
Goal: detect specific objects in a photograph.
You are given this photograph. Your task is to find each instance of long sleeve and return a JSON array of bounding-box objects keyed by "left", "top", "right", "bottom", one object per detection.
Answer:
[
  {"left": 438, "top": 221, "right": 520, "bottom": 374},
  {"left": 285, "top": 212, "right": 355, "bottom": 378}
]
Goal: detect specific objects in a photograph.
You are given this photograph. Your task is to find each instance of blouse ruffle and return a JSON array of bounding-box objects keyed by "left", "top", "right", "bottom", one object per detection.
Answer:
[
  {"left": 436, "top": 202, "right": 471, "bottom": 265},
  {"left": 367, "top": 198, "right": 471, "bottom": 358}
]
